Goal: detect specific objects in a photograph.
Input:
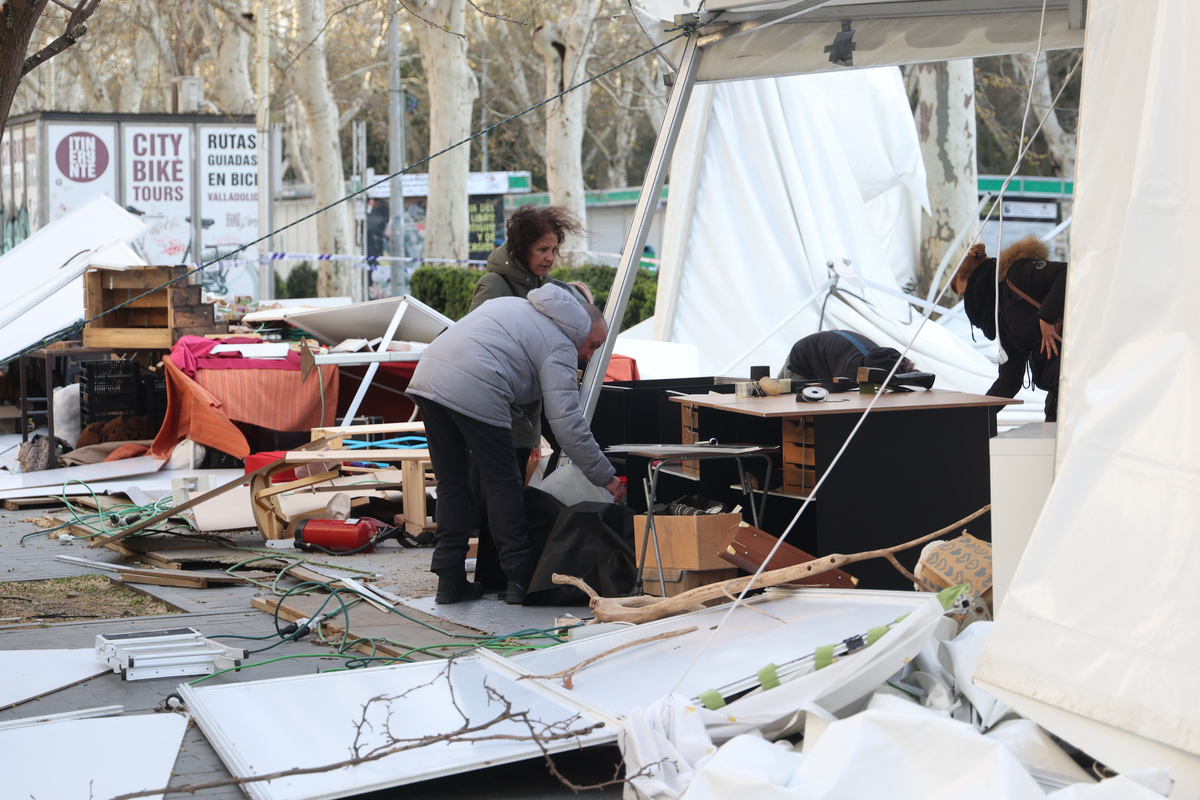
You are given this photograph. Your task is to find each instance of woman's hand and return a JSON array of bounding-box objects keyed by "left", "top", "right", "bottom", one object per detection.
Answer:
[
  {"left": 604, "top": 476, "right": 627, "bottom": 504},
  {"left": 1039, "top": 319, "right": 1062, "bottom": 358}
]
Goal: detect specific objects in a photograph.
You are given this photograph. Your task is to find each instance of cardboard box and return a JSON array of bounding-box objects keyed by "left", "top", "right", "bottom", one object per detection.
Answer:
[
  {"left": 642, "top": 567, "right": 740, "bottom": 598},
  {"left": 634, "top": 513, "right": 742, "bottom": 571},
  {"left": 915, "top": 533, "right": 992, "bottom": 596}
]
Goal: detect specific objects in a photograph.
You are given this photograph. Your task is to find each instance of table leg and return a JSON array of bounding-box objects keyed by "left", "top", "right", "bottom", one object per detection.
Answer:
[
  {"left": 44, "top": 355, "right": 55, "bottom": 443},
  {"left": 639, "top": 463, "right": 668, "bottom": 596},
  {"left": 18, "top": 356, "right": 28, "bottom": 443}
]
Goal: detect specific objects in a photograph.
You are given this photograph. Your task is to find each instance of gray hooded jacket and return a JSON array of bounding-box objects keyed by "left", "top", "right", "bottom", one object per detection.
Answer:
[{"left": 407, "top": 284, "right": 615, "bottom": 487}]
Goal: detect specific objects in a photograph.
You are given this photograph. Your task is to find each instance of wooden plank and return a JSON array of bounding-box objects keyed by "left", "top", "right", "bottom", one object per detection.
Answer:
[
  {"left": 92, "top": 267, "right": 186, "bottom": 290},
  {"left": 4, "top": 497, "right": 65, "bottom": 510},
  {"left": 117, "top": 572, "right": 211, "bottom": 589},
  {"left": 720, "top": 524, "right": 857, "bottom": 589},
  {"left": 311, "top": 421, "right": 426, "bottom": 441},
  {"left": 83, "top": 327, "right": 174, "bottom": 349},
  {"left": 169, "top": 305, "right": 216, "bottom": 328},
  {"left": 169, "top": 285, "right": 202, "bottom": 305}
]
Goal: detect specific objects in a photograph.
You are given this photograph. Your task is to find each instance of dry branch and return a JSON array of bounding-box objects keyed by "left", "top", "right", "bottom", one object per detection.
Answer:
[{"left": 553, "top": 505, "right": 991, "bottom": 625}]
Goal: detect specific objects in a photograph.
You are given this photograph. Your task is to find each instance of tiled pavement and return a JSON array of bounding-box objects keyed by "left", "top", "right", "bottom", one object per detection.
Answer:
[{"left": 0, "top": 511, "right": 621, "bottom": 799}]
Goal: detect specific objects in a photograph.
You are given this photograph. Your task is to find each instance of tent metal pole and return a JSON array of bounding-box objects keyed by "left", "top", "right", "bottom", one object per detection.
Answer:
[{"left": 579, "top": 34, "right": 703, "bottom": 422}]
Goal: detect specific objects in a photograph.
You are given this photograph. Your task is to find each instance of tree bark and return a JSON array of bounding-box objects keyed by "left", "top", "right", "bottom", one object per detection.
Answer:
[
  {"left": 116, "top": 19, "right": 159, "bottom": 113},
  {"left": 204, "top": 0, "right": 255, "bottom": 115},
  {"left": 412, "top": 0, "right": 478, "bottom": 263},
  {"left": 0, "top": 1, "right": 52, "bottom": 135},
  {"left": 293, "top": 0, "right": 357, "bottom": 298},
  {"left": 532, "top": 0, "right": 602, "bottom": 262},
  {"left": 915, "top": 59, "right": 978, "bottom": 298}
]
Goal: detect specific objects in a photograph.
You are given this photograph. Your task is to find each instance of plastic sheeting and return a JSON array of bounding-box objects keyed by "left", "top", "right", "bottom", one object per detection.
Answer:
[
  {"left": 0, "top": 195, "right": 145, "bottom": 363},
  {"left": 653, "top": 69, "right": 1017, "bottom": 397},
  {"left": 975, "top": 0, "right": 1200, "bottom": 784}
]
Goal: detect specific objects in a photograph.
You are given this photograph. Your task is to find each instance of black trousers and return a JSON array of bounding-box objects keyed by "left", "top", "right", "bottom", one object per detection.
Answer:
[{"left": 417, "top": 398, "right": 533, "bottom": 581}]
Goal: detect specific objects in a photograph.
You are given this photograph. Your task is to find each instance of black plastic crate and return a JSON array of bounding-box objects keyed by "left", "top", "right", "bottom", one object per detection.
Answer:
[
  {"left": 142, "top": 369, "right": 168, "bottom": 427},
  {"left": 80, "top": 361, "right": 142, "bottom": 425}
]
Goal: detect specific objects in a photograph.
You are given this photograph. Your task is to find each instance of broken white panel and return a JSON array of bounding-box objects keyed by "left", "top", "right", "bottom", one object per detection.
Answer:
[
  {"left": 508, "top": 588, "right": 943, "bottom": 741},
  {"left": 180, "top": 657, "right": 612, "bottom": 800},
  {"left": 2, "top": 711, "right": 188, "bottom": 800},
  {"left": 0, "top": 648, "right": 110, "bottom": 708},
  {"left": 181, "top": 589, "right": 939, "bottom": 800},
  {"left": 0, "top": 194, "right": 145, "bottom": 362},
  {"left": 0, "top": 466, "right": 241, "bottom": 501},
  {"left": 0, "top": 455, "right": 165, "bottom": 494},
  {"left": 287, "top": 294, "right": 452, "bottom": 346}
]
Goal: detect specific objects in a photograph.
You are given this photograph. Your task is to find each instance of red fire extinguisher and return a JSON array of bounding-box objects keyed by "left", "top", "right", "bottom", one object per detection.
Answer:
[{"left": 293, "top": 519, "right": 379, "bottom": 554}]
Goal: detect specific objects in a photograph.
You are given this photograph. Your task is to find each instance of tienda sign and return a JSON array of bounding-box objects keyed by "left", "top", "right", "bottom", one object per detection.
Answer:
[{"left": 54, "top": 132, "right": 108, "bottom": 183}]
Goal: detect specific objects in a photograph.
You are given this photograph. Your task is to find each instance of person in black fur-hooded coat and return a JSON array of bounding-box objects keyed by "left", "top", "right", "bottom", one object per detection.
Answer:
[{"left": 951, "top": 236, "right": 1068, "bottom": 421}]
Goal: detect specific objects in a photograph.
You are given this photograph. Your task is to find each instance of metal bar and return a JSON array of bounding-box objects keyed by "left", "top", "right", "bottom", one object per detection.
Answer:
[
  {"left": 339, "top": 299, "right": 409, "bottom": 425},
  {"left": 312, "top": 351, "right": 421, "bottom": 366},
  {"left": 697, "top": 0, "right": 838, "bottom": 48},
  {"left": 579, "top": 34, "right": 703, "bottom": 422}
]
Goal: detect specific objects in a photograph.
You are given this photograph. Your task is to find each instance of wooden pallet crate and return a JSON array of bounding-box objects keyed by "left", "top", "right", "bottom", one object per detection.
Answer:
[{"left": 82, "top": 266, "right": 225, "bottom": 348}]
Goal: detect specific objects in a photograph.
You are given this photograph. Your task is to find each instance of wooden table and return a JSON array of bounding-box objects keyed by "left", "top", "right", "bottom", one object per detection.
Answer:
[{"left": 662, "top": 389, "right": 1017, "bottom": 590}]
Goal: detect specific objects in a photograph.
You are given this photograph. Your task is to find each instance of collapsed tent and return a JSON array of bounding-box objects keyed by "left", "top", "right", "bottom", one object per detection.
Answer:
[{"left": 0, "top": 194, "right": 146, "bottom": 363}]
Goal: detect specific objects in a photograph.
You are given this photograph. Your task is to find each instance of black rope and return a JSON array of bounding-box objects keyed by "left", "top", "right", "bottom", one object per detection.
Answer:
[{"left": 0, "top": 26, "right": 697, "bottom": 370}]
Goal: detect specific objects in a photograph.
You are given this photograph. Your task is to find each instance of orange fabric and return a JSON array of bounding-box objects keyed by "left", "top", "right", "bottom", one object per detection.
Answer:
[
  {"left": 604, "top": 354, "right": 641, "bottom": 382},
  {"left": 104, "top": 443, "right": 150, "bottom": 462},
  {"left": 151, "top": 356, "right": 251, "bottom": 459},
  {"left": 193, "top": 365, "right": 338, "bottom": 431}
]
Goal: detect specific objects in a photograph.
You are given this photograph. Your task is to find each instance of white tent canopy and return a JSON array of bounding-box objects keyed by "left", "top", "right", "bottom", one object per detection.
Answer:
[{"left": 577, "top": 0, "right": 1200, "bottom": 794}]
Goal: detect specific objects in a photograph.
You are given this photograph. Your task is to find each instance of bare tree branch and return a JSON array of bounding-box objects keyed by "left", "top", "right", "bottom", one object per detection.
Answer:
[{"left": 22, "top": 0, "right": 102, "bottom": 76}]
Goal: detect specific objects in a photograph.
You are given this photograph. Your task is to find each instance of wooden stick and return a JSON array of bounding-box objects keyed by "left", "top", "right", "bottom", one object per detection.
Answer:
[{"left": 552, "top": 505, "right": 990, "bottom": 625}]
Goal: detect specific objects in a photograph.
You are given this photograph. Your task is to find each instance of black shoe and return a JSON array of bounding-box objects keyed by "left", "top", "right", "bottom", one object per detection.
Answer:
[
  {"left": 435, "top": 572, "right": 486, "bottom": 604},
  {"left": 505, "top": 579, "right": 528, "bottom": 605}
]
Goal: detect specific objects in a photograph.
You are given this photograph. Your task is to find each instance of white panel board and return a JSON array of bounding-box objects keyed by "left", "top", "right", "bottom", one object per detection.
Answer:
[
  {"left": 2, "top": 712, "right": 188, "bottom": 800},
  {"left": 181, "top": 589, "right": 939, "bottom": 800},
  {"left": 181, "top": 658, "right": 612, "bottom": 800},
  {"left": 287, "top": 295, "right": 452, "bottom": 346},
  {"left": 0, "top": 649, "right": 110, "bottom": 709},
  {"left": 0, "top": 456, "right": 165, "bottom": 493}
]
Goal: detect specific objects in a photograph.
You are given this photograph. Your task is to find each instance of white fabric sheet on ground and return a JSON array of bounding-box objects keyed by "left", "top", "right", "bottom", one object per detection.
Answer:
[
  {"left": 652, "top": 70, "right": 1005, "bottom": 397},
  {"left": 976, "top": 0, "right": 1200, "bottom": 786},
  {"left": 676, "top": 696, "right": 1165, "bottom": 800},
  {"left": 0, "top": 648, "right": 110, "bottom": 708},
  {"left": 3, "top": 711, "right": 188, "bottom": 800}
]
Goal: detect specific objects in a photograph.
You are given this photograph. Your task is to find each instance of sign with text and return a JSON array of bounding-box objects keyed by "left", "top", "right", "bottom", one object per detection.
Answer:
[
  {"left": 199, "top": 124, "right": 259, "bottom": 296},
  {"left": 468, "top": 195, "right": 503, "bottom": 261},
  {"left": 123, "top": 124, "right": 191, "bottom": 263},
  {"left": 46, "top": 123, "right": 117, "bottom": 222}
]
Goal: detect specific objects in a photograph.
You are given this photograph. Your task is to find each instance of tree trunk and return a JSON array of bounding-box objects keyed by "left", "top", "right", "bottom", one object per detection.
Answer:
[
  {"left": 1015, "top": 51, "right": 1076, "bottom": 177},
  {"left": 293, "top": 0, "right": 357, "bottom": 298},
  {"left": 117, "top": 23, "right": 159, "bottom": 112},
  {"left": 916, "top": 59, "right": 978, "bottom": 298},
  {"left": 532, "top": 0, "right": 602, "bottom": 262},
  {"left": 72, "top": 37, "right": 112, "bottom": 111},
  {"left": 205, "top": 0, "right": 255, "bottom": 115},
  {"left": 0, "top": 1, "right": 52, "bottom": 135},
  {"left": 412, "top": 0, "right": 478, "bottom": 262}
]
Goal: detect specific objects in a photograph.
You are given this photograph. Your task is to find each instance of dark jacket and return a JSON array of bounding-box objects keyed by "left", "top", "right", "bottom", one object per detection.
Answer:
[
  {"left": 784, "top": 330, "right": 905, "bottom": 381},
  {"left": 468, "top": 243, "right": 587, "bottom": 449},
  {"left": 962, "top": 236, "right": 1067, "bottom": 419}
]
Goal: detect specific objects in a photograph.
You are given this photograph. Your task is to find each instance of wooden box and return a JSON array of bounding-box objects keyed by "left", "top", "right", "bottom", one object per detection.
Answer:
[
  {"left": 634, "top": 512, "right": 742, "bottom": 571},
  {"left": 83, "top": 266, "right": 225, "bottom": 348},
  {"left": 642, "top": 567, "right": 740, "bottom": 598}
]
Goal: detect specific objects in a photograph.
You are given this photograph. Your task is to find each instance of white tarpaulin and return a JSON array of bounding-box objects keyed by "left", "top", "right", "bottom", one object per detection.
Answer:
[
  {"left": 0, "top": 194, "right": 145, "bottom": 362},
  {"left": 651, "top": 68, "right": 1028, "bottom": 403},
  {"left": 975, "top": 0, "right": 1200, "bottom": 791}
]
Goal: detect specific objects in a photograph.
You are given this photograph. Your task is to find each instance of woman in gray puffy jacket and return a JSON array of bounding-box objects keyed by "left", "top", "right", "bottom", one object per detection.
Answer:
[{"left": 408, "top": 284, "right": 625, "bottom": 605}]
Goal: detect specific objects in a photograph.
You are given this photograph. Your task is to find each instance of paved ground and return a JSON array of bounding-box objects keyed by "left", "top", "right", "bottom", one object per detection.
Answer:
[{"left": 0, "top": 509, "right": 622, "bottom": 800}]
